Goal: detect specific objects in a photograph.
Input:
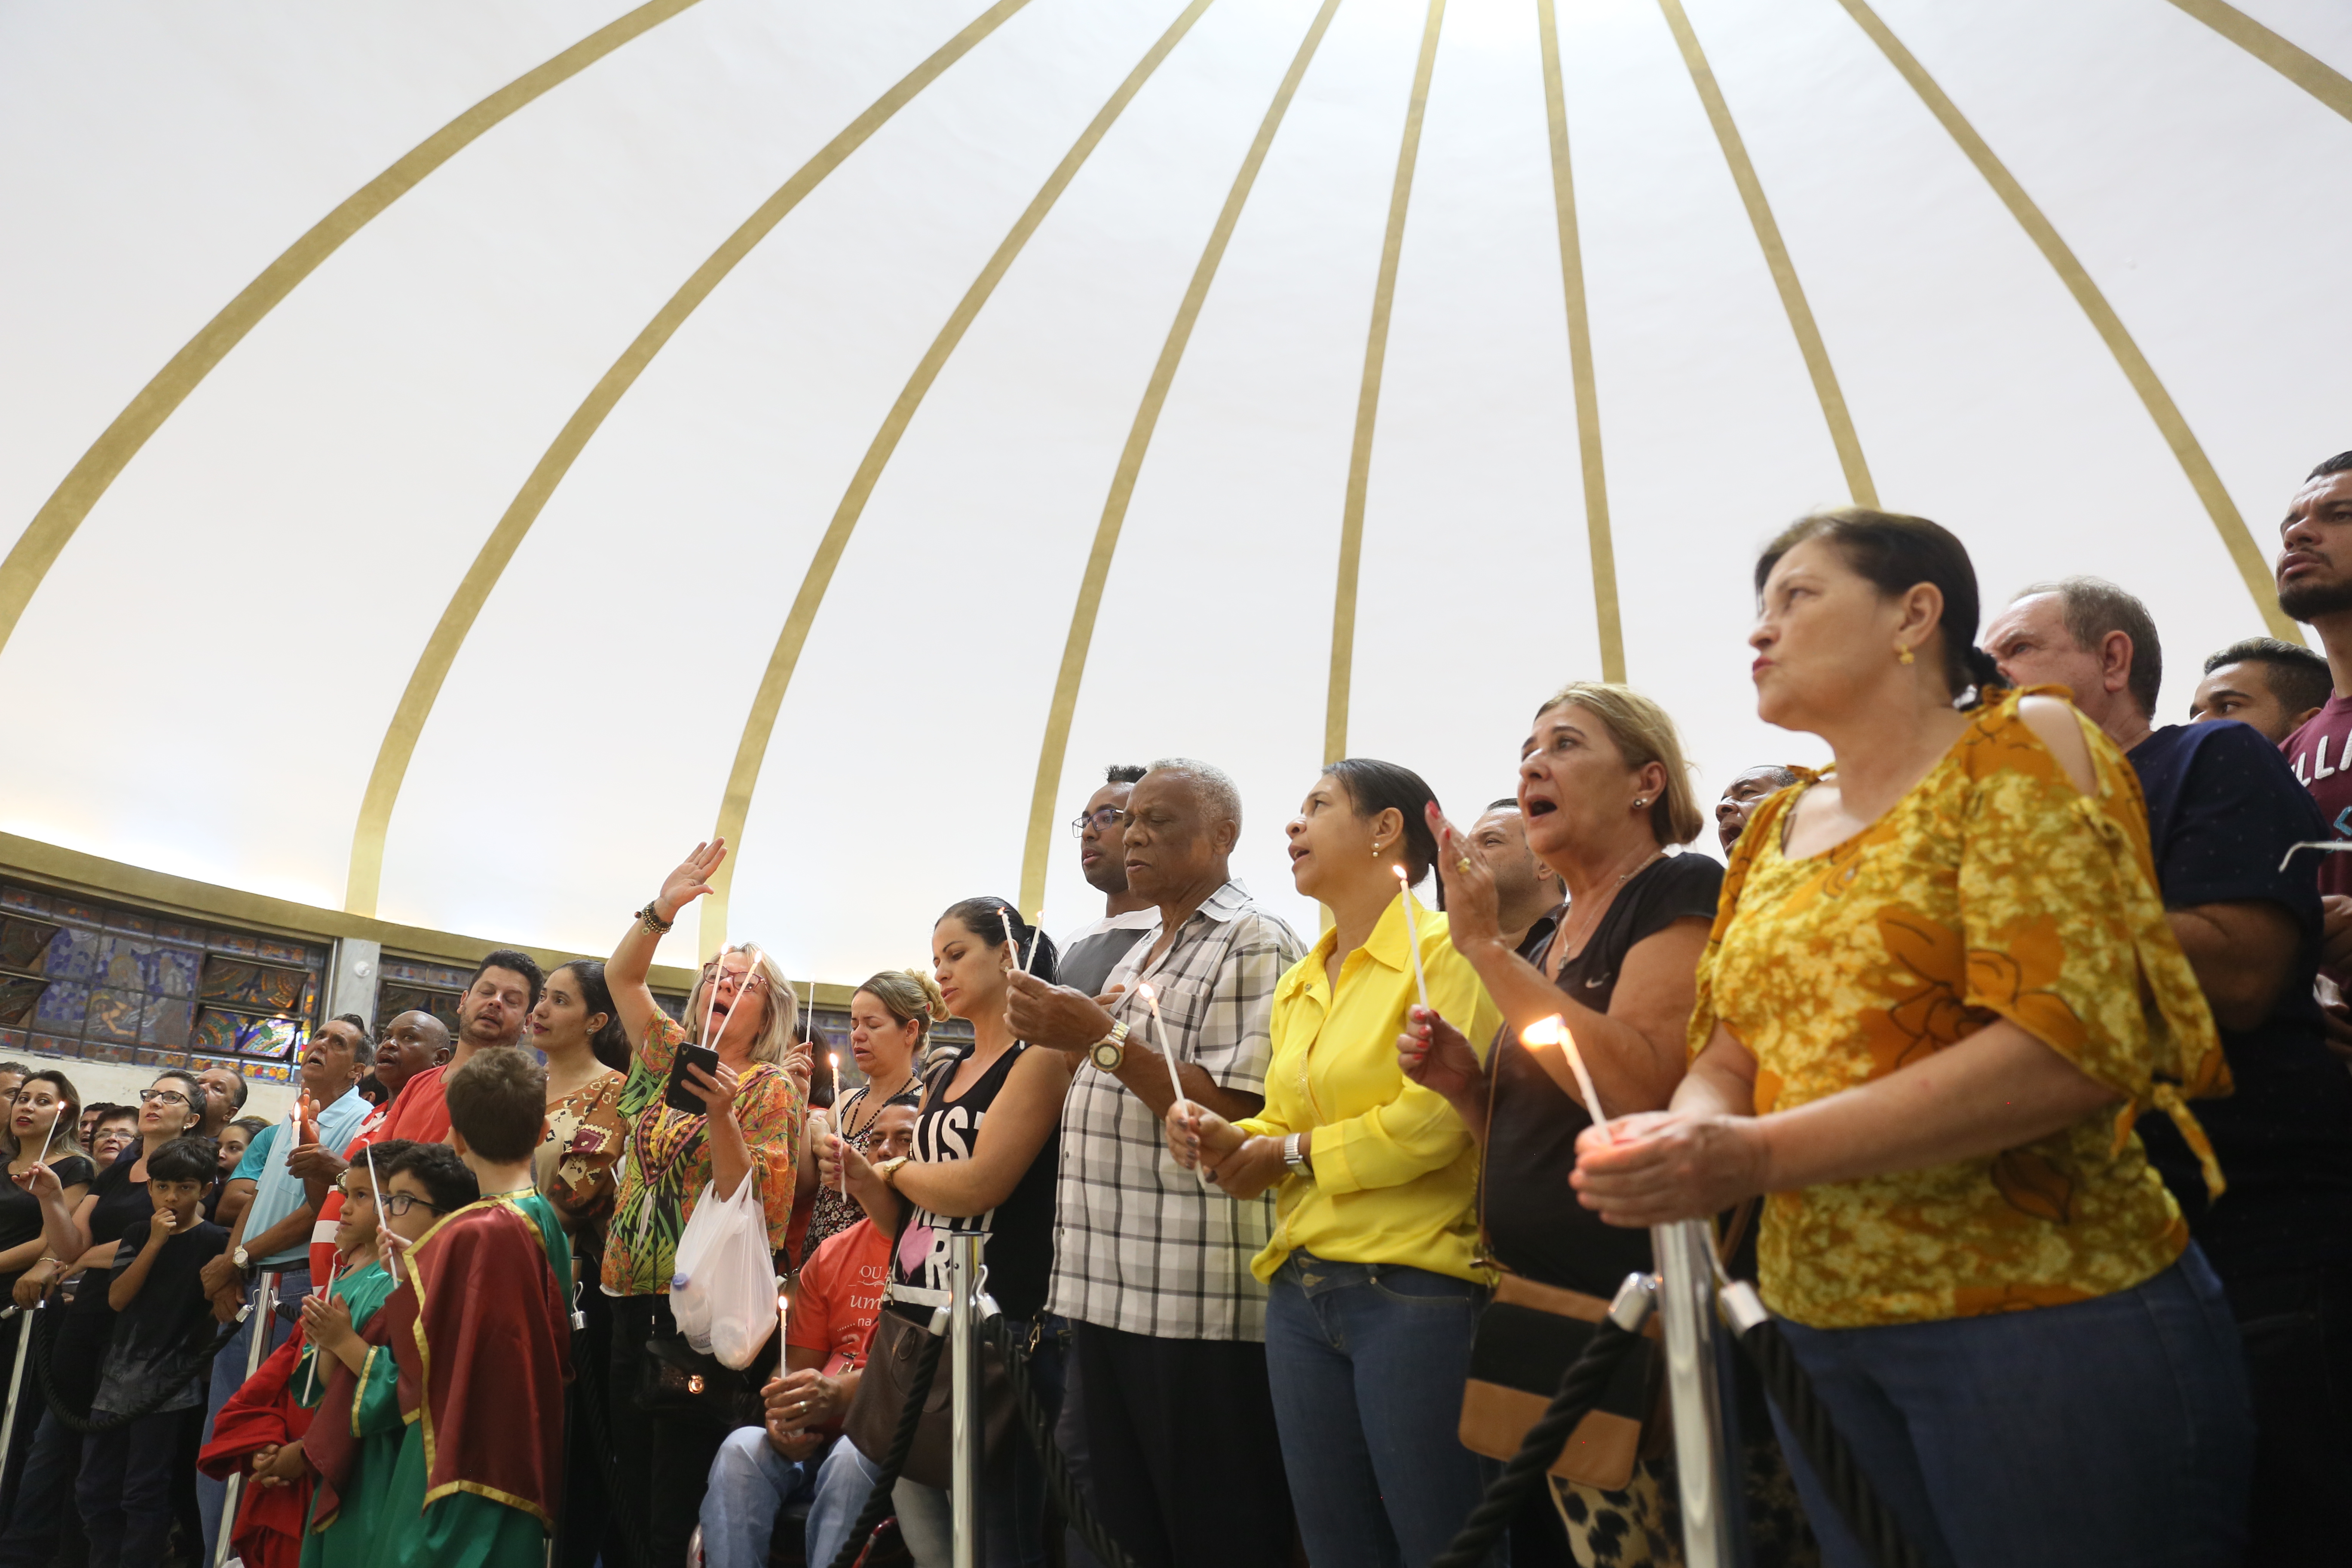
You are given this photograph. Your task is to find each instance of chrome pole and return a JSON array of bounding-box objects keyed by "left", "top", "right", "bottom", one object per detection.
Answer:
[
  {"left": 0, "top": 1303, "right": 33, "bottom": 1495},
  {"left": 1654, "top": 1220, "right": 1738, "bottom": 1568},
  {"left": 947, "top": 1232, "right": 983, "bottom": 1568},
  {"left": 214, "top": 1269, "right": 282, "bottom": 1568}
]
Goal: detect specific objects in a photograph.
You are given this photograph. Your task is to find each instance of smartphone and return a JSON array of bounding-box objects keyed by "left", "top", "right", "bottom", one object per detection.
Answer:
[{"left": 665, "top": 1043, "right": 723, "bottom": 1116}]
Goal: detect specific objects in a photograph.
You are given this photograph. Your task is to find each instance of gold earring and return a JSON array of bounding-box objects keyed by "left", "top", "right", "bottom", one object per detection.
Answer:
[{"left": 1897, "top": 644, "right": 1915, "bottom": 666}]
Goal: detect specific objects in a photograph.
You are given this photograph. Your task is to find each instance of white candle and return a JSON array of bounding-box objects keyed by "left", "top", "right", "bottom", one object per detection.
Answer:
[
  {"left": 1393, "top": 865, "right": 1430, "bottom": 1014},
  {"left": 1522, "top": 1014, "right": 1610, "bottom": 1139},
  {"left": 999, "top": 908, "right": 1033, "bottom": 974},
  {"left": 777, "top": 1289, "right": 790, "bottom": 1359},
  {"left": 711, "top": 946, "right": 762, "bottom": 1054},
  {"left": 364, "top": 1140, "right": 395, "bottom": 1283},
  {"left": 1139, "top": 985, "right": 1210, "bottom": 1189},
  {"left": 31, "top": 1106, "right": 59, "bottom": 1171}
]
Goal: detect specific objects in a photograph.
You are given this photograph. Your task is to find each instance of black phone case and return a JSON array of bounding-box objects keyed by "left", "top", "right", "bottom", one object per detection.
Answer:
[{"left": 664, "top": 1044, "right": 722, "bottom": 1115}]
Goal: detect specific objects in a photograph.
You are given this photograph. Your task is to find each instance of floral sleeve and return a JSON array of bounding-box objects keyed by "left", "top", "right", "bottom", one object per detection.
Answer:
[{"left": 735, "top": 1065, "right": 806, "bottom": 1252}]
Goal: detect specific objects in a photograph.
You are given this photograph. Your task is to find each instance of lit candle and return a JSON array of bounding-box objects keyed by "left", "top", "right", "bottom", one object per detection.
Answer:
[
  {"left": 365, "top": 1139, "right": 396, "bottom": 1284},
  {"left": 1139, "top": 984, "right": 1210, "bottom": 1189},
  {"left": 778, "top": 1289, "right": 790, "bottom": 1359},
  {"left": 1393, "top": 865, "right": 1430, "bottom": 1014},
  {"left": 1522, "top": 1014, "right": 1610, "bottom": 1139}
]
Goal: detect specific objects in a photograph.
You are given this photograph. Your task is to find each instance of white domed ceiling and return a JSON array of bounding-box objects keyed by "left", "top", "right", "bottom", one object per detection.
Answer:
[{"left": 2, "top": 0, "right": 2347, "bottom": 985}]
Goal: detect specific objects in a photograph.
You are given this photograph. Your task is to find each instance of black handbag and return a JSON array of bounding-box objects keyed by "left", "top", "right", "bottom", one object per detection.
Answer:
[
  {"left": 841, "top": 1305, "right": 1015, "bottom": 1489},
  {"left": 637, "top": 1335, "right": 759, "bottom": 1428}
]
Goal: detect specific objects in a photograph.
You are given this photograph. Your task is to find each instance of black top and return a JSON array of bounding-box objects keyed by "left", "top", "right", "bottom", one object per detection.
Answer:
[
  {"left": 1482, "top": 854, "right": 1723, "bottom": 1297},
  {"left": 92, "top": 1215, "right": 230, "bottom": 1415},
  {"left": 1060, "top": 926, "right": 1152, "bottom": 1001},
  {"left": 2128, "top": 722, "right": 2352, "bottom": 1277},
  {"left": 70, "top": 1144, "right": 159, "bottom": 1319},
  {"left": 894, "top": 1041, "right": 1060, "bottom": 1319},
  {"left": 0, "top": 1152, "right": 95, "bottom": 1295}
]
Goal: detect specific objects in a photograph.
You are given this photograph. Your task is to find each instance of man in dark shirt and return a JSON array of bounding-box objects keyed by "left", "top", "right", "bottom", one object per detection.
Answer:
[
  {"left": 2190, "top": 637, "right": 2331, "bottom": 744},
  {"left": 1056, "top": 765, "right": 1158, "bottom": 999},
  {"left": 1987, "top": 574, "right": 2352, "bottom": 1562},
  {"left": 1464, "top": 799, "right": 1563, "bottom": 959}
]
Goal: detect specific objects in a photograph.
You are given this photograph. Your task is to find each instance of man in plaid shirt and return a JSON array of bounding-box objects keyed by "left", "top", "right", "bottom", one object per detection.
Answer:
[{"left": 1010, "top": 758, "right": 1305, "bottom": 1568}]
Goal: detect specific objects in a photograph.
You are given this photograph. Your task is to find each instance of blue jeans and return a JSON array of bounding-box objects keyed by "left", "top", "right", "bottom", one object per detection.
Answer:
[
  {"left": 699, "top": 1426, "right": 822, "bottom": 1568},
  {"left": 806, "top": 1436, "right": 889, "bottom": 1568},
  {"left": 195, "top": 1262, "right": 304, "bottom": 1555},
  {"left": 1264, "top": 1252, "right": 1498, "bottom": 1568},
  {"left": 1771, "top": 1250, "right": 2253, "bottom": 1568}
]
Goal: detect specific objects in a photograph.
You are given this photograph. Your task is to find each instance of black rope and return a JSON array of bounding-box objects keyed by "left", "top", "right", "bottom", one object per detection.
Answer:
[
  {"left": 31, "top": 1305, "right": 239, "bottom": 1435},
  {"left": 824, "top": 1325, "right": 945, "bottom": 1568},
  {"left": 980, "top": 1315, "right": 1144, "bottom": 1568},
  {"left": 1430, "top": 1317, "right": 1646, "bottom": 1568},
  {"left": 1731, "top": 1317, "right": 1926, "bottom": 1568}
]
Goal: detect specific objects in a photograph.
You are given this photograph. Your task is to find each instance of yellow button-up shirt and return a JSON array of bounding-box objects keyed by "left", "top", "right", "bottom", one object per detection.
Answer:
[{"left": 1237, "top": 891, "right": 1504, "bottom": 1284}]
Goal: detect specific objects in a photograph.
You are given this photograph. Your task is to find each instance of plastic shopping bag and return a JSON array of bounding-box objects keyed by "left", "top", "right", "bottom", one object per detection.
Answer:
[{"left": 668, "top": 1174, "right": 776, "bottom": 1369}]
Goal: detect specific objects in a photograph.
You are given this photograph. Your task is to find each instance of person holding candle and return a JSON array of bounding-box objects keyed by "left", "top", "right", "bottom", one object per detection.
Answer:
[
  {"left": 0, "top": 1070, "right": 91, "bottom": 1508},
  {"left": 799, "top": 969, "right": 944, "bottom": 1258},
  {"left": 825, "top": 897, "right": 1069, "bottom": 1568},
  {"left": 1166, "top": 757, "right": 1505, "bottom": 1568},
  {"left": 1572, "top": 509, "right": 2253, "bottom": 1568},
  {"left": 603, "top": 839, "right": 808, "bottom": 1568}
]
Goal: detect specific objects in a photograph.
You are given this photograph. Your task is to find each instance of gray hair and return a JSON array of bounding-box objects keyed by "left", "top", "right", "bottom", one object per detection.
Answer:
[
  {"left": 2012, "top": 576, "right": 2162, "bottom": 720},
  {"left": 1147, "top": 757, "right": 1243, "bottom": 835},
  {"left": 332, "top": 1013, "right": 376, "bottom": 1069}
]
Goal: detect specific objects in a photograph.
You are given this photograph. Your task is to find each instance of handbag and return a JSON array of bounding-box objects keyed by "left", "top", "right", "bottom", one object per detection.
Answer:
[
  {"left": 637, "top": 1334, "right": 760, "bottom": 1429},
  {"left": 842, "top": 1303, "right": 1017, "bottom": 1490}
]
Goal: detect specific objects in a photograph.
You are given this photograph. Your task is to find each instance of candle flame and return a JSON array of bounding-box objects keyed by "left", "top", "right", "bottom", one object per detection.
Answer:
[
  {"left": 1392, "top": 864, "right": 1409, "bottom": 881},
  {"left": 1137, "top": 983, "right": 1156, "bottom": 1002},
  {"left": 1520, "top": 1014, "right": 1568, "bottom": 1049}
]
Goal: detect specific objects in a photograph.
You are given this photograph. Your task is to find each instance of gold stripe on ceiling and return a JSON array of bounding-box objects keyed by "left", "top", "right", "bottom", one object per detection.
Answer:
[
  {"left": 706, "top": 0, "right": 1219, "bottom": 959},
  {"left": 343, "top": 0, "right": 1037, "bottom": 919},
  {"left": 1324, "top": 0, "right": 1448, "bottom": 767},
  {"left": 0, "top": 0, "right": 705, "bottom": 666},
  {"left": 1017, "top": 0, "right": 1343, "bottom": 919},
  {"left": 2164, "top": 0, "right": 2352, "bottom": 123},
  {"left": 1656, "top": 0, "right": 1877, "bottom": 509},
  {"left": 1831, "top": 0, "right": 2303, "bottom": 645},
  {"left": 1537, "top": 0, "right": 1622, "bottom": 684}
]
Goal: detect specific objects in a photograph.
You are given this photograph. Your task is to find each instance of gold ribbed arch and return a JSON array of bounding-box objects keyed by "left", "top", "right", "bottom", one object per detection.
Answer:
[
  {"left": 1830, "top": 0, "right": 2302, "bottom": 644},
  {"left": 343, "top": 0, "right": 1037, "bottom": 916},
  {"left": 2165, "top": 0, "right": 2352, "bottom": 122},
  {"left": 0, "top": 0, "right": 706, "bottom": 665},
  {"left": 704, "top": 0, "right": 1218, "bottom": 958},
  {"left": 1017, "top": 0, "right": 1344, "bottom": 918}
]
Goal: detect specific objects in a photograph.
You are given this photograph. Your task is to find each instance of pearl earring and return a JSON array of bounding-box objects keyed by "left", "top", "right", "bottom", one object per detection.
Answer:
[{"left": 1633, "top": 799, "right": 1648, "bottom": 809}]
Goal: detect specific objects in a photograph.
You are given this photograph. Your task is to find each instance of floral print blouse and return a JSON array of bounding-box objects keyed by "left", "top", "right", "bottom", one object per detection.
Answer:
[
  {"left": 536, "top": 1069, "right": 626, "bottom": 1242},
  {"left": 602, "top": 1011, "right": 806, "bottom": 1297},
  {"left": 1693, "top": 689, "right": 2226, "bottom": 1329}
]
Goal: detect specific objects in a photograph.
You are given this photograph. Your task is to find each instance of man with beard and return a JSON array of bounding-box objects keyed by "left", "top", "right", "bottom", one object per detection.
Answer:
[
  {"left": 1057, "top": 765, "right": 1158, "bottom": 998},
  {"left": 2276, "top": 455, "right": 2352, "bottom": 996},
  {"left": 374, "top": 951, "right": 542, "bottom": 1146}
]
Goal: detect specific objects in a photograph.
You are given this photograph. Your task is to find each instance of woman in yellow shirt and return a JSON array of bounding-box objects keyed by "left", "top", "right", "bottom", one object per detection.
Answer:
[
  {"left": 1170, "top": 757, "right": 1503, "bottom": 1568},
  {"left": 1575, "top": 510, "right": 2253, "bottom": 1568}
]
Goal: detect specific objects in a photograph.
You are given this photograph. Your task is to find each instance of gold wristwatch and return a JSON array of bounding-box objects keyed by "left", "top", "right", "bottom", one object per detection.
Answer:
[
  {"left": 871, "top": 1156, "right": 911, "bottom": 1191},
  {"left": 1089, "top": 1020, "right": 1130, "bottom": 1074}
]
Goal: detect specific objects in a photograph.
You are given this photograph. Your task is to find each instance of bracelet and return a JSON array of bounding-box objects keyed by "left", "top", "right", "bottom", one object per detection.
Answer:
[
  {"left": 636, "top": 902, "right": 675, "bottom": 936},
  {"left": 872, "top": 1156, "right": 911, "bottom": 1191}
]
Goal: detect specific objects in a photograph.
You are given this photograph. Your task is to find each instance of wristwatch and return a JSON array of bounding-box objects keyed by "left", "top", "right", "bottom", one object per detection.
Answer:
[
  {"left": 1089, "top": 1020, "right": 1130, "bottom": 1074},
  {"left": 872, "top": 1156, "right": 911, "bottom": 1191},
  {"left": 232, "top": 1246, "right": 251, "bottom": 1270},
  {"left": 1283, "top": 1134, "right": 1311, "bottom": 1179}
]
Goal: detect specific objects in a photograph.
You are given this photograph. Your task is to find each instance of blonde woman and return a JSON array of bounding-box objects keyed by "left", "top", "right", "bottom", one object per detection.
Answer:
[
  {"left": 798, "top": 968, "right": 943, "bottom": 1256},
  {"left": 604, "top": 839, "right": 808, "bottom": 1568}
]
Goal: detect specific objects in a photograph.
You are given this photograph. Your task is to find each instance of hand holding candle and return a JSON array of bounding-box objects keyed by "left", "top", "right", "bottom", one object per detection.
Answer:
[
  {"left": 1392, "top": 865, "right": 1430, "bottom": 1013},
  {"left": 1139, "top": 984, "right": 1210, "bottom": 1189}
]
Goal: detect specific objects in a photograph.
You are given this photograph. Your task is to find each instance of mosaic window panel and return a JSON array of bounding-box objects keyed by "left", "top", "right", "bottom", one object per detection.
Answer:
[
  {"left": 0, "top": 916, "right": 59, "bottom": 974},
  {"left": 198, "top": 958, "right": 309, "bottom": 1015},
  {"left": 193, "top": 1007, "right": 302, "bottom": 1061},
  {"left": 377, "top": 983, "right": 460, "bottom": 1036},
  {"left": 0, "top": 975, "right": 46, "bottom": 1029}
]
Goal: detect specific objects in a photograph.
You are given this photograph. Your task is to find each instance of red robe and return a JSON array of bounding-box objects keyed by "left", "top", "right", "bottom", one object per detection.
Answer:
[
  {"left": 195, "top": 1335, "right": 315, "bottom": 1568},
  {"left": 382, "top": 1197, "right": 573, "bottom": 1527}
]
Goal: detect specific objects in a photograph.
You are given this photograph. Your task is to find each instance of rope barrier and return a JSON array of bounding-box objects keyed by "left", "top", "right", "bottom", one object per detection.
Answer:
[
  {"left": 824, "top": 1324, "right": 945, "bottom": 1568},
  {"left": 980, "top": 1315, "right": 1143, "bottom": 1568},
  {"left": 33, "top": 1305, "right": 239, "bottom": 1435}
]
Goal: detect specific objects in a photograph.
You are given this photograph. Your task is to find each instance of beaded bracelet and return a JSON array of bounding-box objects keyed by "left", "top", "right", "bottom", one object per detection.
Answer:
[{"left": 636, "top": 902, "right": 674, "bottom": 936}]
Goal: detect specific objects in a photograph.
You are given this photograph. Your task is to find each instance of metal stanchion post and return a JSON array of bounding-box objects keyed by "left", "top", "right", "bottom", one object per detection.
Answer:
[
  {"left": 214, "top": 1268, "right": 282, "bottom": 1568},
  {"left": 1654, "top": 1220, "right": 1739, "bottom": 1568},
  {"left": 0, "top": 1303, "right": 33, "bottom": 1496},
  {"left": 947, "top": 1232, "right": 984, "bottom": 1568}
]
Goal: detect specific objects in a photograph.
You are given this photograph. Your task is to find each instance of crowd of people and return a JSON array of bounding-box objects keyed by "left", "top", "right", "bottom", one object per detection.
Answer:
[{"left": 1, "top": 451, "right": 2350, "bottom": 1568}]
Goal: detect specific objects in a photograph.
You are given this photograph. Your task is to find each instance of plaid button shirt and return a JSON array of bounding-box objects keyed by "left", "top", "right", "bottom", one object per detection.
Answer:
[{"left": 1047, "top": 881, "right": 1306, "bottom": 1341}]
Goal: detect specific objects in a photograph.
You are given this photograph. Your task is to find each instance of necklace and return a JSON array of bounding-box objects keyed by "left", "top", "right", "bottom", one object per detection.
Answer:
[
  {"left": 1552, "top": 847, "right": 1667, "bottom": 970},
  {"left": 840, "top": 1072, "right": 913, "bottom": 1140}
]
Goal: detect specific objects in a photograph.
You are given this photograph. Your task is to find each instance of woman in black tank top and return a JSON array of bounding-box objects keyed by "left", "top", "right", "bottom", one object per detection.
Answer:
[{"left": 828, "top": 897, "right": 1071, "bottom": 1568}]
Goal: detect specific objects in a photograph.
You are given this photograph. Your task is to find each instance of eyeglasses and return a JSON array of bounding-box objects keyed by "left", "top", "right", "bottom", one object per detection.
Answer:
[
  {"left": 138, "top": 1089, "right": 190, "bottom": 1107},
  {"left": 377, "top": 1191, "right": 445, "bottom": 1219},
  {"left": 1067, "top": 807, "right": 1132, "bottom": 838}
]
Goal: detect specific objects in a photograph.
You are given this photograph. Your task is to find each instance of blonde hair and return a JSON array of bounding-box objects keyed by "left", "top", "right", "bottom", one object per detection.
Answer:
[
  {"left": 858, "top": 969, "right": 949, "bottom": 1033},
  {"left": 1537, "top": 681, "right": 1706, "bottom": 847},
  {"left": 690, "top": 944, "right": 798, "bottom": 1068}
]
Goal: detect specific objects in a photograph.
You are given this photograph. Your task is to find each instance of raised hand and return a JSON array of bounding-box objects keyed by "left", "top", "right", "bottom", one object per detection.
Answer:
[
  {"left": 10, "top": 1162, "right": 61, "bottom": 1203},
  {"left": 295, "top": 1093, "right": 320, "bottom": 1148},
  {"left": 655, "top": 841, "right": 729, "bottom": 925}
]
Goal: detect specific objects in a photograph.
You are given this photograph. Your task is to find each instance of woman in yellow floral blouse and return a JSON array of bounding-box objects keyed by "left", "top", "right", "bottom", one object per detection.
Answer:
[{"left": 1574, "top": 511, "right": 2253, "bottom": 1568}]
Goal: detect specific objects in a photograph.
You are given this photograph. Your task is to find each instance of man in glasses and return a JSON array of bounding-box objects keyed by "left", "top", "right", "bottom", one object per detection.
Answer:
[{"left": 1056, "top": 766, "right": 1157, "bottom": 999}]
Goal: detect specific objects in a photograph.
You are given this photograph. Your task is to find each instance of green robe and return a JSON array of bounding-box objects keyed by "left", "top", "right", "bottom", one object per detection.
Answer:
[
  {"left": 367, "top": 1191, "right": 574, "bottom": 1568},
  {"left": 296, "top": 1262, "right": 398, "bottom": 1568}
]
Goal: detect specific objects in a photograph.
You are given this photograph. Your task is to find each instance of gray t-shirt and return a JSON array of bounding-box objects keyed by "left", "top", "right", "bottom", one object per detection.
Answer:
[{"left": 94, "top": 1216, "right": 229, "bottom": 1416}]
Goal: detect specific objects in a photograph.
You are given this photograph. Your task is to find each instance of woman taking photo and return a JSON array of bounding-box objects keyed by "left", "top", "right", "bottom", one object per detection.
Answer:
[
  {"left": 604, "top": 839, "right": 807, "bottom": 1568},
  {"left": 1574, "top": 509, "right": 2252, "bottom": 1568},
  {"left": 799, "top": 968, "right": 943, "bottom": 1256},
  {"left": 1166, "top": 759, "right": 1504, "bottom": 1568},
  {"left": 827, "top": 899, "right": 1069, "bottom": 1568},
  {"left": 0, "top": 1071, "right": 205, "bottom": 1561}
]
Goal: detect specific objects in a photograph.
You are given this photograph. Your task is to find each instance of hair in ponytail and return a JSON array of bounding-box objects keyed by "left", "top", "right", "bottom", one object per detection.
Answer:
[
  {"left": 857, "top": 969, "right": 949, "bottom": 1041},
  {"left": 1756, "top": 508, "right": 2009, "bottom": 707},
  {"left": 941, "top": 897, "right": 1061, "bottom": 987}
]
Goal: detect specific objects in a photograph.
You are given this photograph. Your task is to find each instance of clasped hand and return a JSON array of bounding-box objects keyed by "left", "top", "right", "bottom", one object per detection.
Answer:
[{"left": 1567, "top": 1111, "right": 1770, "bottom": 1227}]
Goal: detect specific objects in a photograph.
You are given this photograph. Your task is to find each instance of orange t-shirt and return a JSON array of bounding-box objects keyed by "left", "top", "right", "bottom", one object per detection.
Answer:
[{"left": 787, "top": 1219, "right": 889, "bottom": 1380}]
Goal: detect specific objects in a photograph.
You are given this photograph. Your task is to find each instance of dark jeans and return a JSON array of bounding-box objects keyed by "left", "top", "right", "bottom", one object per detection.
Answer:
[
  {"left": 608, "top": 1292, "right": 732, "bottom": 1568},
  {"left": 2224, "top": 1257, "right": 2352, "bottom": 1563},
  {"left": 1072, "top": 1319, "right": 1293, "bottom": 1568},
  {"left": 1264, "top": 1253, "right": 1497, "bottom": 1568},
  {"left": 1053, "top": 1323, "right": 1108, "bottom": 1568},
  {"left": 1772, "top": 1250, "right": 2253, "bottom": 1568},
  {"left": 0, "top": 1305, "right": 108, "bottom": 1565},
  {"left": 75, "top": 1409, "right": 181, "bottom": 1568}
]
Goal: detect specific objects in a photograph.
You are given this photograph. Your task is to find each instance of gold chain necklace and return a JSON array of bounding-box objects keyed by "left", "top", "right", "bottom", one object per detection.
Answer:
[{"left": 1552, "top": 847, "right": 1667, "bottom": 970}]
